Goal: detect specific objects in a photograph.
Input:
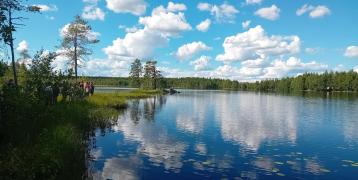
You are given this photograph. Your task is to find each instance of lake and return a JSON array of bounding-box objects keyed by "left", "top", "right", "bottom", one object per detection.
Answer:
[{"left": 89, "top": 90, "right": 358, "bottom": 179}]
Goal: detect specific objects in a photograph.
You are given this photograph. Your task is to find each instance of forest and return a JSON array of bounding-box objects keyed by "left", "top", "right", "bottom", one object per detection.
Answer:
[
  {"left": 85, "top": 70, "right": 358, "bottom": 92},
  {"left": 80, "top": 58, "right": 358, "bottom": 92}
]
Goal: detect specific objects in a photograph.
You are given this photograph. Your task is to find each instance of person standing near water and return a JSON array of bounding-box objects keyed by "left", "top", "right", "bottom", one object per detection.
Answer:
[
  {"left": 85, "top": 82, "right": 90, "bottom": 96},
  {"left": 90, "top": 82, "right": 95, "bottom": 96}
]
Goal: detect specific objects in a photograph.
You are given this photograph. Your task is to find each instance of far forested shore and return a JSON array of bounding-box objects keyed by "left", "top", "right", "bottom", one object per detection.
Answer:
[{"left": 81, "top": 70, "right": 358, "bottom": 92}]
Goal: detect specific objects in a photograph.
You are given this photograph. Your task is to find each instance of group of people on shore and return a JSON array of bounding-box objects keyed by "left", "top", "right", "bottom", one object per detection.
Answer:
[
  {"left": 79, "top": 81, "right": 95, "bottom": 96},
  {"left": 42, "top": 80, "right": 95, "bottom": 105},
  {"left": 3, "top": 79, "right": 96, "bottom": 105}
]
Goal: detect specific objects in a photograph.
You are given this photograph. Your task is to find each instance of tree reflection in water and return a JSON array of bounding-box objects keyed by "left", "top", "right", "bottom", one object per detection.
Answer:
[{"left": 129, "top": 95, "right": 167, "bottom": 123}]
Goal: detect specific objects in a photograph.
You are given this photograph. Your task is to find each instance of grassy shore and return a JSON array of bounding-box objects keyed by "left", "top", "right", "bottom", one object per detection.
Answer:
[
  {"left": 0, "top": 89, "right": 161, "bottom": 180},
  {"left": 88, "top": 89, "right": 162, "bottom": 109}
]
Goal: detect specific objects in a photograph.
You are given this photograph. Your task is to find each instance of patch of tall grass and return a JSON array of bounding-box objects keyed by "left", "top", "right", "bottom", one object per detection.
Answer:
[{"left": 87, "top": 89, "right": 162, "bottom": 108}]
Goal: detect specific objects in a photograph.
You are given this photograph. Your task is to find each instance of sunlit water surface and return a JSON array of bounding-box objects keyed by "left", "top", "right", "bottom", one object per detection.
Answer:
[{"left": 89, "top": 90, "right": 358, "bottom": 179}]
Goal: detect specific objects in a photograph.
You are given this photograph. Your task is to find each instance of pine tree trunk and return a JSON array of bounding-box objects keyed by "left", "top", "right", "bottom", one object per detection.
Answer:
[
  {"left": 74, "top": 46, "right": 77, "bottom": 79},
  {"left": 74, "top": 34, "right": 78, "bottom": 79},
  {"left": 9, "top": 8, "right": 18, "bottom": 86}
]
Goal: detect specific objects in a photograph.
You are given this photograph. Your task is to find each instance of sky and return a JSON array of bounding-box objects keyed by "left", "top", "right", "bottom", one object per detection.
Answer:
[{"left": 4, "top": 0, "right": 358, "bottom": 81}]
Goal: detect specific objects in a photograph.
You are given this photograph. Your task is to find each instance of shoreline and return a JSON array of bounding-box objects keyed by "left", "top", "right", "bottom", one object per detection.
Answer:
[
  {"left": 91, "top": 86, "right": 358, "bottom": 93},
  {"left": 0, "top": 89, "right": 162, "bottom": 179}
]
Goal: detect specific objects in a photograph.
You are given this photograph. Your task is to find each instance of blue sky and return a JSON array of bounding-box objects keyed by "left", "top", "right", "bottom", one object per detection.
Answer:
[{"left": 7, "top": 0, "right": 358, "bottom": 80}]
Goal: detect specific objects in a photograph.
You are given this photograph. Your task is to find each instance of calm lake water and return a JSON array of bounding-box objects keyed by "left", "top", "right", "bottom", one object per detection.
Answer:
[{"left": 90, "top": 90, "right": 358, "bottom": 180}]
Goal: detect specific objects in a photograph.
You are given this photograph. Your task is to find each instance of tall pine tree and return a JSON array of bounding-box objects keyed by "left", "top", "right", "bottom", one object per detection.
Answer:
[
  {"left": 60, "top": 15, "right": 99, "bottom": 79},
  {"left": 144, "top": 60, "right": 162, "bottom": 89},
  {"left": 129, "top": 59, "right": 142, "bottom": 87}
]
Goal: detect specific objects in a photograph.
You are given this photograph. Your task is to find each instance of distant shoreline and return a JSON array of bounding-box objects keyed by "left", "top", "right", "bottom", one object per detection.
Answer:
[{"left": 94, "top": 85, "right": 358, "bottom": 93}]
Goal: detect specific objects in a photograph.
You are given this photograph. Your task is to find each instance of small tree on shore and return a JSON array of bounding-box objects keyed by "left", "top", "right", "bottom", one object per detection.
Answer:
[
  {"left": 129, "top": 59, "right": 142, "bottom": 87},
  {"left": 25, "top": 50, "right": 57, "bottom": 100},
  {"left": 144, "top": 60, "right": 162, "bottom": 89},
  {"left": 60, "top": 15, "right": 99, "bottom": 79}
]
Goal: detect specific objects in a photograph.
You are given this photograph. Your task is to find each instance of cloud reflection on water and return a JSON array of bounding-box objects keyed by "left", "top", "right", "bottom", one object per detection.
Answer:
[
  {"left": 93, "top": 155, "right": 142, "bottom": 180},
  {"left": 112, "top": 97, "right": 187, "bottom": 172},
  {"left": 175, "top": 96, "right": 207, "bottom": 134},
  {"left": 214, "top": 92, "right": 298, "bottom": 151},
  {"left": 91, "top": 91, "right": 358, "bottom": 179}
]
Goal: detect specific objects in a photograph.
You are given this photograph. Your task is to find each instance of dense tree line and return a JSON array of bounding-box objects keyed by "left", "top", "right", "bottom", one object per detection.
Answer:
[
  {"left": 82, "top": 70, "right": 358, "bottom": 92},
  {"left": 240, "top": 71, "right": 358, "bottom": 92},
  {"left": 83, "top": 76, "right": 130, "bottom": 87}
]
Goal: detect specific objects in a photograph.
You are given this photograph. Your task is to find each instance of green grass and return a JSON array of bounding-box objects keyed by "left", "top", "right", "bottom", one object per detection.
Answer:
[
  {"left": 87, "top": 89, "right": 162, "bottom": 109},
  {"left": 87, "top": 93, "right": 127, "bottom": 109}
]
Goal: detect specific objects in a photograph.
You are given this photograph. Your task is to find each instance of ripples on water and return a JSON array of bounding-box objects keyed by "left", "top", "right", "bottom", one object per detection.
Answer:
[{"left": 89, "top": 90, "right": 358, "bottom": 179}]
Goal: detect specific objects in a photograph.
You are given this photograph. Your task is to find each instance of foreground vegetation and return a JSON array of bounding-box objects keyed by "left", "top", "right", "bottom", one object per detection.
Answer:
[
  {"left": 0, "top": 5, "right": 164, "bottom": 178},
  {"left": 0, "top": 52, "right": 161, "bottom": 179},
  {"left": 0, "top": 86, "right": 160, "bottom": 179}
]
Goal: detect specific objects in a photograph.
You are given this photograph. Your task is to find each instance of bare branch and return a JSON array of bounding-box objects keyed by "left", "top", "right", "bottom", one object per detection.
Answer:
[
  {"left": 12, "top": 23, "right": 25, "bottom": 26},
  {"left": 11, "top": 17, "right": 27, "bottom": 20}
]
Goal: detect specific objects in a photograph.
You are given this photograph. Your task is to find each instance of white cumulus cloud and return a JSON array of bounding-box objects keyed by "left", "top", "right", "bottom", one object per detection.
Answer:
[
  {"left": 16, "top": 40, "right": 29, "bottom": 53},
  {"left": 296, "top": 4, "right": 331, "bottom": 18},
  {"left": 197, "top": 2, "right": 239, "bottom": 23},
  {"left": 197, "top": 3, "right": 211, "bottom": 11},
  {"left": 190, "top": 56, "right": 211, "bottom": 71},
  {"left": 106, "top": 0, "right": 147, "bottom": 16},
  {"left": 103, "top": 29, "right": 168, "bottom": 60},
  {"left": 262, "top": 57, "right": 328, "bottom": 79},
  {"left": 241, "top": 58, "right": 266, "bottom": 68},
  {"left": 216, "top": 25, "right": 300, "bottom": 62},
  {"left": 255, "top": 5, "right": 280, "bottom": 21},
  {"left": 176, "top": 41, "right": 211, "bottom": 60},
  {"left": 167, "top": 2, "right": 187, "bottom": 12},
  {"left": 196, "top": 19, "right": 211, "bottom": 32},
  {"left": 103, "top": 2, "right": 191, "bottom": 63},
  {"left": 82, "top": 0, "right": 105, "bottom": 21},
  {"left": 81, "top": 58, "right": 131, "bottom": 76},
  {"left": 139, "top": 3, "right": 191, "bottom": 37},
  {"left": 246, "top": 0, "right": 262, "bottom": 5},
  {"left": 310, "top": 6, "right": 331, "bottom": 18},
  {"left": 160, "top": 56, "right": 329, "bottom": 82},
  {"left": 296, "top": 4, "right": 314, "bottom": 16},
  {"left": 344, "top": 46, "right": 358, "bottom": 58}
]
